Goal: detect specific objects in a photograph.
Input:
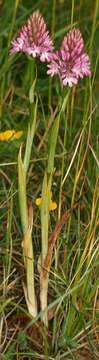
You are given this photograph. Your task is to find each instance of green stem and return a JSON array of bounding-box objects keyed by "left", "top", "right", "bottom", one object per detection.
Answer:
[
  {"left": 18, "top": 62, "right": 38, "bottom": 316},
  {"left": 40, "top": 90, "right": 70, "bottom": 326},
  {"left": 23, "top": 96, "right": 38, "bottom": 172},
  {"left": 71, "top": 0, "right": 75, "bottom": 28},
  {"left": 70, "top": 86, "right": 75, "bottom": 138},
  {"left": 22, "top": 225, "right": 37, "bottom": 316},
  {"left": 47, "top": 90, "right": 70, "bottom": 176},
  {"left": 89, "top": 0, "right": 99, "bottom": 60},
  {"left": 18, "top": 147, "right": 29, "bottom": 235},
  {"left": 41, "top": 173, "right": 52, "bottom": 267},
  {"left": 58, "top": 98, "right": 69, "bottom": 223},
  {"left": 18, "top": 61, "right": 37, "bottom": 234}
]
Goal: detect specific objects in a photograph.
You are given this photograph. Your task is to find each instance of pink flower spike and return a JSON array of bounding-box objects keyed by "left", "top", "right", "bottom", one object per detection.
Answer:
[
  {"left": 10, "top": 10, "right": 56, "bottom": 62},
  {"left": 47, "top": 28, "right": 91, "bottom": 87}
]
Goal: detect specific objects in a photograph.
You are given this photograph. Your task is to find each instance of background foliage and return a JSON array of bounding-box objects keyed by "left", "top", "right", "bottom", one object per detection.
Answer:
[{"left": 0, "top": 0, "right": 99, "bottom": 359}]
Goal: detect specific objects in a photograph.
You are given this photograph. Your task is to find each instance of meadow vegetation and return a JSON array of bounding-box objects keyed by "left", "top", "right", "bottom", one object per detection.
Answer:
[{"left": 0, "top": 0, "right": 99, "bottom": 359}]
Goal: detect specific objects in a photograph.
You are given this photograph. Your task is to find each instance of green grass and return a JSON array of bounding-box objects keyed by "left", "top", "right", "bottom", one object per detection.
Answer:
[{"left": 0, "top": 0, "right": 99, "bottom": 359}]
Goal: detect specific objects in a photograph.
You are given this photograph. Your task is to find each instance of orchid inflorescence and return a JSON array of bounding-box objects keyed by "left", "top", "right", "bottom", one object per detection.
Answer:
[
  {"left": 10, "top": 10, "right": 56, "bottom": 62},
  {"left": 10, "top": 10, "right": 91, "bottom": 87},
  {"left": 47, "top": 28, "right": 91, "bottom": 87}
]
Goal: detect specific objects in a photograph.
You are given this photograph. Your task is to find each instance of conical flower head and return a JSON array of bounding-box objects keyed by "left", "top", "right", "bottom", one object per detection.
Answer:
[
  {"left": 47, "top": 28, "right": 91, "bottom": 87},
  {"left": 10, "top": 10, "right": 55, "bottom": 62}
]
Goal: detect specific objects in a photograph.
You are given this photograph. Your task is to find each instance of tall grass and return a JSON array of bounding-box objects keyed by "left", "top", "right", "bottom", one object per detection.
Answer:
[{"left": 0, "top": 0, "right": 99, "bottom": 359}]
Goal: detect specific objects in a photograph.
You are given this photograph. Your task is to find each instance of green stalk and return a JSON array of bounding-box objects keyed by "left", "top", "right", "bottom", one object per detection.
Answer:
[
  {"left": 18, "top": 62, "right": 37, "bottom": 234},
  {"left": 70, "top": 85, "right": 75, "bottom": 138},
  {"left": 40, "top": 90, "right": 70, "bottom": 326},
  {"left": 71, "top": 0, "right": 75, "bottom": 29},
  {"left": 55, "top": 102, "right": 69, "bottom": 279},
  {"left": 18, "top": 147, "right": 29, "bottom": 236},
  {"left": 22, "top": 223, "right": 37, "bottom": 317},
  {"left": 40, "top": 173, "right": 52, "bottom": 326},
  {"left": 40, "top": 110, "right": 60, "bottom": 325},
  {"left": 41, "top": 173, "right": 52, "bottom": 267},
  {"left": 24, "top": 96, "right": 38, "bottom": 172},
  {"left": 47, "top": 90, "right": 70, "bottom": 175},
  {"left": 24, "top": 60, "right": 37, "bottom": 172},
  {"left": 89, "top": 0, "right": 99, "bottom": 60},
  {"left": 18, "top": 65, "right": 38, "bottom": 317},
  {"left": 18, "top": 146, "right": 37, "bottom": 317},
  {"left": 47, "top": 112, "right": 61, "bottom": 175},
  {"left": 57, "top": 99, "right": 69, "bottom": 252}
]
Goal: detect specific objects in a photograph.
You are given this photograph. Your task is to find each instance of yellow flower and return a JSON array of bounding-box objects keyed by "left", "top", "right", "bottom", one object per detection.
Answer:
[
  {"left": 0, "top": 129, "right": 15, "bottom": 141},
  {"left": 13, "top": 131, "right": 23, "bottom": 139},
  {"left": 35, "top": 191, "right": 57, "bottom": 211},
  {"left": 0, "top": 129, "right": 23, "bottom": 141}
]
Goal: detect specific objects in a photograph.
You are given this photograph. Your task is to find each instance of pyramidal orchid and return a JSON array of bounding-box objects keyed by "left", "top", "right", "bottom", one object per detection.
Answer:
[
  {"left": 10, "top": 9, "right": 91, "bottom": 328},
  {"left": 47, "top": 28, "right": 91, "bottom": 87},
  {"left": 10, "top": 10, "right": 56, "bottom": 62}
]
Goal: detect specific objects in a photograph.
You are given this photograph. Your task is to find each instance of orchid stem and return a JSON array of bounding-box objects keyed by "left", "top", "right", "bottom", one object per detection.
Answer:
[
  {"left": 18, "top": 67, "right": 38, "bottom": 316},
  {"left": 40, "top": 90, "right": 70, "bottom": 326}
]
